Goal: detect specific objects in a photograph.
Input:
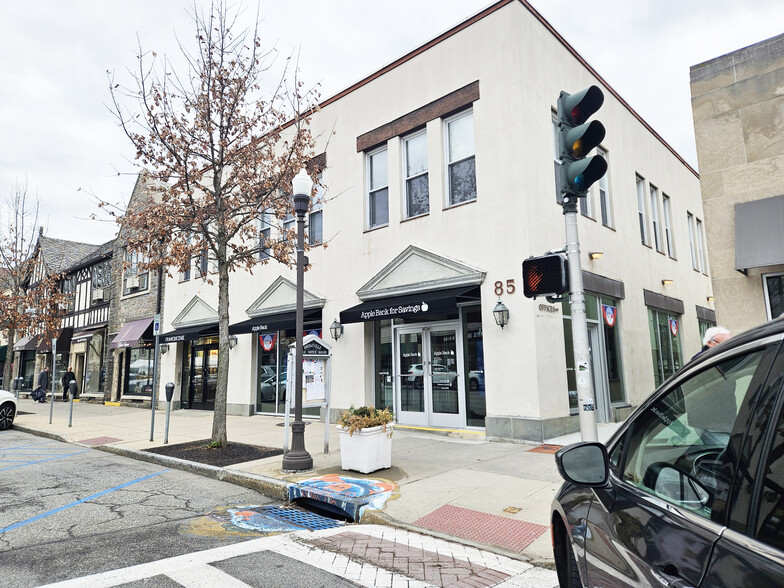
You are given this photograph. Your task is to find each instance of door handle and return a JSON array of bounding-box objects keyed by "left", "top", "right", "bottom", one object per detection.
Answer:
[{"left": 654, "top": 562, "right": 693, "bottom": 587}]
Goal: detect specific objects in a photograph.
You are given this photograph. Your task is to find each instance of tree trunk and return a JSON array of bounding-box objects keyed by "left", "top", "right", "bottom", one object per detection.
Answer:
[
  {"left": 3, "top": 327, "right": 14, "bottom": 392},
  {"left": 211, "top": 248, "right": 230, "bottom": 446}
]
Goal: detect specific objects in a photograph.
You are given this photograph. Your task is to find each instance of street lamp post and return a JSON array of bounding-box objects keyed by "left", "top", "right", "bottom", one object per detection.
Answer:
[{"left": 282, "top": 168, "right": 314, "bottom": 472}]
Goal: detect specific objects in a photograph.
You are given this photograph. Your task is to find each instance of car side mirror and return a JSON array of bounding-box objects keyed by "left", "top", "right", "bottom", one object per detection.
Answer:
[{"left": 555, "top": 442, "right": 609, "bottom": 487}]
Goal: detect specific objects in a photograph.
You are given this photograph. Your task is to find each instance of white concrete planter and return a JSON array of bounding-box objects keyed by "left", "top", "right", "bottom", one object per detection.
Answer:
[{"left": 337, "top": 424, "right": 394, "bottom": 474}]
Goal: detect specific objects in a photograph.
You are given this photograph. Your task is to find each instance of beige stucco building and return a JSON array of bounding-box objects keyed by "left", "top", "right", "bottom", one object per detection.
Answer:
[
  {"left": 156, "top": 0, "right": 713, "bottom": 442},
  {"left": 691, "top": 33, "right": 784, "bottom": 335}
]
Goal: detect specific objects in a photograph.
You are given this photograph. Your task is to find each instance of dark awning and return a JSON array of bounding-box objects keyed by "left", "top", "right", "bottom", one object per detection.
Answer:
[
  {"left": 72, "top": 325, "right": 106, "bottom": 343},
  {"left": 340, "top": 286, "right": 477, "bottom": 324},
  {"left": 14, "top": 334, "right": 41, "bottom": 351},
  {"left": 37, "top": 327, "right": 74, "bottom": 354},
  {"left": 110, "top": 318, "right": 154, "bottom": 349},
  {"left": 735, "top": 195, "right": 784, "bottom": 271},
  {"left": 229, "top": 310, "right": 321, "bottom": 335},
  {"left": 160, "top": 323, "right": 218, "bottom": 344}
]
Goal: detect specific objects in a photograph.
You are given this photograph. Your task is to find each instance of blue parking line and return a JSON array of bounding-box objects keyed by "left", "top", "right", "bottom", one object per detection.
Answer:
[
  {"left": 0, "top": 469, "right": 170, "bottom": 534},
  {"left": 0, "top": 450, "right": 92, "bottom": 471},
  {"left": 2, "top": 440, "right": 58, "bottom": 451}
]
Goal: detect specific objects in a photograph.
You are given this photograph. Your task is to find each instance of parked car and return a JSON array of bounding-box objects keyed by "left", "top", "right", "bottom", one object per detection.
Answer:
[
  {"left": 407, "top": 363, "right": 458, "bottom": 388},
  {"left": 0, "top": 389, "right": 18, "bottom": 430},
  {"left": 551, "top": 316, "right": 784, "bottom": 587}
]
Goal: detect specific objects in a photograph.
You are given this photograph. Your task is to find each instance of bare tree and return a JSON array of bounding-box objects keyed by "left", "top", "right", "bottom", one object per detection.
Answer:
[
  {"left": 107, "top": 0, "right": 319, "bottom": 445},
  {"left": 0, "top": 180, "right": 68, "bottom": 389}
]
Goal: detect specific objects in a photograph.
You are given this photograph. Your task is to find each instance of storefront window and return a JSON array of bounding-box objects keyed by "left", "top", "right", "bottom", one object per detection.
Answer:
[
  {"left": 462, "top": 307, "right": 486, "bottom": 427},
  {"left": 374, "top": 320, "right": 394, "bottom": 410},
  {"left": 648, "top": 308, "right": 683, "bottom": 388},
  {"left": 127, "top": 347, "right": 154, "bottom": 395},
  {"left": 256, "top": 329, "right": 319, "bottom": 417},
  {"left": 21, "top": 351, "right": 36, "bottom": 389},
  {"left": 85, "top": 331, "right": 105, "bottom": 394}
]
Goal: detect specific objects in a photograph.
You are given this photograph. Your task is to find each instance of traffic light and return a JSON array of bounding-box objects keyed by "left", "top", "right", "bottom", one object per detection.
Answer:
[
  {"left": 557, "top": 85, "right": 608, "bottom": 202},
  {"left": 522, "top": 254, "right": 569, "bottom": 299}
]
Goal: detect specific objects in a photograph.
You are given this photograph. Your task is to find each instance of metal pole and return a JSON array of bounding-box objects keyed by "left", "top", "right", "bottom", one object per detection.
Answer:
[
  {"left": 563, "top": 203, "right": 598, "bottom": 442},
  {"left": 150, "top": 334, "right": 159, "bottom": 442},
  {"left": 49, "top": 338, "right": 57, "bottom": 424},
  {"left": 281, "top": 206, "right": 313, "bottom": 470},
  {"left": 68, "top": 381, "right": 75, "bottom": 427}
]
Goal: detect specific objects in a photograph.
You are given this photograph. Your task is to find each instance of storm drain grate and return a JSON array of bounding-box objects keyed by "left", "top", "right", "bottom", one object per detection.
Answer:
[{"left": 260, "top": 506, "right": 345, "bottom": 531}]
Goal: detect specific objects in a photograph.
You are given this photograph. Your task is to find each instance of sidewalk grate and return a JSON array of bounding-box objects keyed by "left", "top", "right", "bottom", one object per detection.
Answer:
[{"left": 261, "top": 505, "right": 345, "bottom": 531}]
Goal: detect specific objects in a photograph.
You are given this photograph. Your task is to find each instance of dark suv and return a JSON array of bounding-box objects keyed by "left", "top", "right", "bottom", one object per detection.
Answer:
[{"left": 551, "top": 316, "right": 784, "bottom": 587}]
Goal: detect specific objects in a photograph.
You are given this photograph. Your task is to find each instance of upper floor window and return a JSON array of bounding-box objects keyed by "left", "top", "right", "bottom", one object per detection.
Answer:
[
  {"left": 650, "top": 184, "right": 662, "bottom": 252},
  {"left": 180, "top": 234, "right": 192, "bottom": 281},
  {"left": 367, "top": 146, "right": 389, "bottom": 229},
  {"left": 403, "top": 131, "right": 429, "bottom": 218},
  {"left": 196, "top": 247, "right": 209, "bottom": 278},
  {"left": 309, "top": 174, "right": 324, "bottom": 245},
  {"left": 259, "top": 210, "right": 272, "bottom": 260},
  {"left": 687, "top": 212, "right": 707, "bottom": 272},
  {"left": 696, "top": 217, "right": 707, "bottom": 273},
  {"left": 91, "top": 260, "right": 112, "bottom": 288},
  {"left": 124, "top": 249, "right": 149, "bottom": 295},
  {"left": 597, "top": 147, "right": 611, "bottom": 227},
  {"left": 662, "top": 194, "right": 674, "bottom": 257},
  {"left": 636, "top": 175, "right": 649, "bottom": 245},
  {"left": 62, "top": 275, "right": 76, "bottom": 312},
  {"left": 445, "top": 109, "right": 476, "bottom": 206}
]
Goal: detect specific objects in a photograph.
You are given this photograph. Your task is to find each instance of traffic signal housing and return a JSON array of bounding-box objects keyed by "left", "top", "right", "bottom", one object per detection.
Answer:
[
  {"left": 557, "top": 85, "right": 608, "bottom": 201},
  {"left": 522, "top": 253, "right": 569, "bottom": 299}
]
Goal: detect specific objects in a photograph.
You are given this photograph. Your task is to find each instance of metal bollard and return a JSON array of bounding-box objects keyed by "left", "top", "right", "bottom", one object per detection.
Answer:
[
  {"left": 68, "top": 381, "right": 77, "bottom": 427},
  {"left": 164, "top": 382, "right": 175, "bottom": 444}
]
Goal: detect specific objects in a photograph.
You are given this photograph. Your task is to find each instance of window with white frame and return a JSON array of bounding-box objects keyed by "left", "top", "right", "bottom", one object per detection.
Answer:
[
  {"left": 696, "top": 217, "right": 707, "bottom": 273},
  {"left": 91, "top": 260, "right": 111, "bottom": 288},
  {"left": 687, "top": 212, "right": 698, "bottom": 270},
  {"left": 62, "top": 275, "right": 76, "bottom": 312},
  {"left": 367, "top": 146, "right": 389, "bottom": 228},
  {"left": 580, "top": 178, "right": 593, "bottom": 218},
  {"left": 445, "top": 109, "right": 476, "bottom": 206},
  {"left": 636, "top": 175, "right": 648, "bottom": 245},
  {"left": 124, "top": 249, "right": 149, "bottom": 295},
  {"left": 662, "top": 194, "right": 674, "bottom": 257},
  {"left": 259, "top": 211, "right": 272, "bottom": 260},
  {"left": 180, "top": 234, "right": 192, "bottom": 281},
  {"left": 650, "top": 184, "right": 661, "bottom": 252},
  {"left": 196, "top": 247, "right": 209, "bottom": 278},
  {"left": 403, "top": 131, "right": 429, "bottom": 218},
  {"left": 763, "top": 272, "right": 784, "bottom": 320},
  {"left": 309, "top": 174, "right": 324, "bottom": 245},
  {"left": 597, "top": 147, "right": 611, "bottom": 227}
]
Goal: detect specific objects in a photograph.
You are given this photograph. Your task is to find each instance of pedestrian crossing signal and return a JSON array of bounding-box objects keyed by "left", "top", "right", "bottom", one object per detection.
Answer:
[{"left": 522, "top": 254, "right": 569, "bottom": 299}]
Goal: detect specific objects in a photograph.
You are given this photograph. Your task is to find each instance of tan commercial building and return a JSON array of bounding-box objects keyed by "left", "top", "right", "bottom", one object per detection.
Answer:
[
  {"left": 157, "top": 0, "right": 713, "bottom": 441},
  {"left": 691, "top": 33, "right": 784, "bottom": 333}
]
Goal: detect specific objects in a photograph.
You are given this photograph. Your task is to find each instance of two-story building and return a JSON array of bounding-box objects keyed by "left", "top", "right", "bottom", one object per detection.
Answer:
[{"left": 155, "top": 0, "right": 714, "bottom": 442}]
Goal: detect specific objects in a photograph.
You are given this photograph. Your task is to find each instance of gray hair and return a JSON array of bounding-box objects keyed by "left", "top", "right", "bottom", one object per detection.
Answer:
[{"left": 703, "top": 326, "right": 730, "bottom": 346}]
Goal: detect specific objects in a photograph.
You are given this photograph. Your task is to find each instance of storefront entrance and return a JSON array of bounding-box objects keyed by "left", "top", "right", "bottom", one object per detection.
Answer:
[
  {"left": 187, "top": 343, "right": 218, "bottom": 410},
  {"left": 395, "top": 321, "right": 464, "bottom": 428}
]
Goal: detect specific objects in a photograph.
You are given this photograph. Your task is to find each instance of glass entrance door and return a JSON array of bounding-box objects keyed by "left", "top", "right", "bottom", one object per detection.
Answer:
[
  {"left": 396, "top": 323, "right": 464, "bottom": 428},
  {"left": 189, "top": 344, "right": 218, "bottom": 410},
  {"left": 588, "top": 323, "right": 611, "bottom": 423}
]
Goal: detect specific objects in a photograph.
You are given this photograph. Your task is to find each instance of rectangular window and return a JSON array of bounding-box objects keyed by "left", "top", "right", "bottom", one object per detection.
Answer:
[
  {"left": 696, "top": 218, "right": 707, "bottom": 273},
  {"left": 580, "top": 184, "right": 593, "bottom": 217},
  {"left": 636, "top": 176, "right": 648, "bottom": 245},
  {"left": 124, "top": 249, "right": 149, "bottom": 295},
  {"left": 259, "top": 211, "right": 272, "bottom": 260},
  {"left": 91, "top": 260, "right": 112, "bottom": 288},
  {"left": 445, "top": 109, "right": 476, "bottom": 206},
  {"left": 308, "top": 175, "right": 324, "bottom": 245},
  {"left": 597, "top": 147, "right": 611, "bottom": 227},
  {"left": 62, "top": 275, "right": 76, "bottom": 312},
  {"left": 687, "top": 212, "right": 698, "bottom": 270},
  {"left": 403, "top": 131, "right": 429, "bottom": 218},
  {"left": 197, "top": 248, "right": 209, "bottom": 278},
  {"left": 764, "top": 273, "right": 784, "bottom": 320},
  {"left": 553, "top": 117, "right": 563, "bottom": 199},
  {"left": 648, "top": 308, "right": 683, "bottom": 388},
  {"left": 650, "top": 185, "right": 661, "bottom": 252},
  {"left": 367, "top": 146, "right": 389, "bottom": 228},
  {"left": 663, "top": 194, "right": 674, "bottom": 257}
]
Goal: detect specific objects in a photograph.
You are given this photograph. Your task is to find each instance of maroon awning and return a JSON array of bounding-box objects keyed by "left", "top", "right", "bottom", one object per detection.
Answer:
[{"left": 110, "top": 318, "right": 155, "bottom": 349}]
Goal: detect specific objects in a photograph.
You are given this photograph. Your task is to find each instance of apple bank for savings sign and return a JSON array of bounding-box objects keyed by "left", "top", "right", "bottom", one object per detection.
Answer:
[{"left": 361, "top": 301, "right": 429, "bottom": 321}]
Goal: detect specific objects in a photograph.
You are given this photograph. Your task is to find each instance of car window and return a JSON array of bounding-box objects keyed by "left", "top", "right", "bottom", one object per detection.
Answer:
[
  {"left": 622, "top": 350, "right": 766, "bottom": 520},
  {"left": 755, "top": 396, "right": 784, "bottom": 550}
]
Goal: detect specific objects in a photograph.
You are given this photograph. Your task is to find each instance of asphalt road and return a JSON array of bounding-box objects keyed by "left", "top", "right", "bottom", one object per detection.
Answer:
[{"left": 0, "top": 430, "right": 285, "bottom": 586}]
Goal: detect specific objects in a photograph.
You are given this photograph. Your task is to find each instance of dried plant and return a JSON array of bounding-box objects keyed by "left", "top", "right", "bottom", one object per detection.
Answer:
[{"left": 338, "top": 406, "right": 394, "bottom": 437}]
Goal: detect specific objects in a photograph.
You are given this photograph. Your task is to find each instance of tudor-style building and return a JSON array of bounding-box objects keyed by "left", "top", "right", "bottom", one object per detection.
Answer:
[{"left": 155, "top": 0, "right": 714, "bottom": 442}]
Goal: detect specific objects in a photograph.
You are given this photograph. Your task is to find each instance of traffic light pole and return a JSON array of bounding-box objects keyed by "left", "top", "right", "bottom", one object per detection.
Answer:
[{"left": 563, "top": 200, "right": 598, "bottom": 442}]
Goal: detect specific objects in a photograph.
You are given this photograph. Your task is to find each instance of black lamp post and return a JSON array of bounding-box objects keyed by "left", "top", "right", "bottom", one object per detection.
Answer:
[{"left": 282, "top": 168, "right": 314, "bottom": 471}]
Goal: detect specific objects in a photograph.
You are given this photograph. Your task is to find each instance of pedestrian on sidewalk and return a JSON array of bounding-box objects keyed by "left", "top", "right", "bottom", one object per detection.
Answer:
[
  {"left": 62, "top": 366, "right": 76, "bottom": 401},
  {"left": 35, "top": 366, "right": 50, "bottom": 403}
]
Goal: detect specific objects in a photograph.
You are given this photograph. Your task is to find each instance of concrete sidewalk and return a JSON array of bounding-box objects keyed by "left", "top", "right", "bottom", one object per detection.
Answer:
[{"left": 10, "top": 397, "right": 621, "bottom": 567}]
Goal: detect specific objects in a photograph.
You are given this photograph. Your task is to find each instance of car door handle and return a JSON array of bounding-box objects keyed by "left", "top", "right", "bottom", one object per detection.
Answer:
[{"left": 654, "top": 562, "right": 693, "bottom": 587}]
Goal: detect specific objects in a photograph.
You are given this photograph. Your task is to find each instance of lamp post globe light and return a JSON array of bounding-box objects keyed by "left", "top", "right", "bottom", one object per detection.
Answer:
[{"left": 282, "top": 168, "right": 315, "bottom": 471}]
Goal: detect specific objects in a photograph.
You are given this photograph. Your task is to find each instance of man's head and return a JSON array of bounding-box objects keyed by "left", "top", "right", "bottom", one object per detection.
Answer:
[
  {"left": 68, "top": 366, "right": 73, "bottom": 371},
  {"left": 703, "top": 326, "right": 731, "bottom": 348},
  {"left": 44, "top": 366, "right": 50, "bottom": 371}
]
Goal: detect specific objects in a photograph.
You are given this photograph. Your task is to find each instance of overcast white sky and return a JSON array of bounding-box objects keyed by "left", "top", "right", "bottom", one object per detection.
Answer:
[{"left": 2, "top": 0, "right": 784, "bottom": 244}]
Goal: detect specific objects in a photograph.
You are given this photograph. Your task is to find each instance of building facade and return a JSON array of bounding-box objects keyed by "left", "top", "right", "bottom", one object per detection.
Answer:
[
  {"left": 156, "top": 0, "right": 713, "bottom": 442},
  {"left": 690, "top": 33, "right": 784, "bottom": 334}
]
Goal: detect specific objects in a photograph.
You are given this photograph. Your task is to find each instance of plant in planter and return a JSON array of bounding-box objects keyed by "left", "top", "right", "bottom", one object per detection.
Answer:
[{"left": 337, "top": 406, "right": 394, "bottom": 474}]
